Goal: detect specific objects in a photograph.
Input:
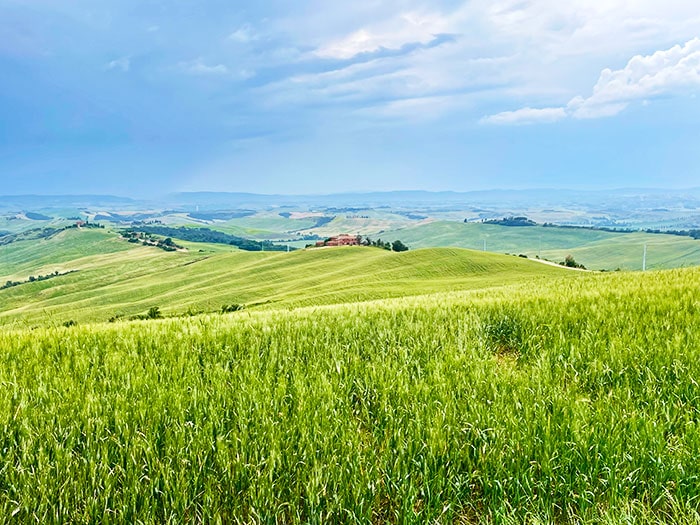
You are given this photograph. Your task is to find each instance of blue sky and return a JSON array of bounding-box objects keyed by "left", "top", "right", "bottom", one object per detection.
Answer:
[{"left": 1, "top": 0, "right": 700, "bottom": 196}]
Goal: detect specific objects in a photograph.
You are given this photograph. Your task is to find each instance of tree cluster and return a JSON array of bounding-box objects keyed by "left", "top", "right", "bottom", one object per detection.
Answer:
[
  {"left": 542, "top": 223, "right": 700, "bottom": 240},
  {"left": 66, "top": 220, "right": 104, "bottom": 229},
  {"left": 561, "top": 254, "right": 586, "bottom": 269},
  {"left": 644, "top": 228, "right": 700, "bottom": 240},
  {"left": 122, "top": 231, "right": 183, "bottom": 252},
  {"left": 483, "top": 216, "right": 537, "bottom": 227},
  {"left": 362, "top": 237, "right": 409, "bottom": 252},
  {"left": 125, "top": 226, "right": 291, "bottom": 252}
]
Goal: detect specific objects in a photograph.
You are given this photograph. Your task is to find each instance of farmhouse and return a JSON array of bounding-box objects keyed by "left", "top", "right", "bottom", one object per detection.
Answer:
[{"left": 315, "top": 234, "right": 361, "bottom": 247}]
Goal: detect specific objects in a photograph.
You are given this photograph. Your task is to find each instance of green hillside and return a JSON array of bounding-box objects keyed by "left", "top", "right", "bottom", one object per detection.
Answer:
[
  {"left": 0, "top": 228, "right": 133, "bottom": 279},
  {"left": 0, "top": 230, "right": 569, "bottom": 326},
  {"left": 1, "top": 266, "right": 698, "bottom": 523},
  {"left": 380, "top": 221, "right": 700, "bottom": 270},
  {"left": 180, "top": 209, "right": 415, "bottom": 240}
]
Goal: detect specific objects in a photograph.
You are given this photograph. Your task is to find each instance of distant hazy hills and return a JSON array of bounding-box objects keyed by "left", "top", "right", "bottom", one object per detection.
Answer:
[{"left": 2, "top": 188, "right": 700, "bottom": 212}]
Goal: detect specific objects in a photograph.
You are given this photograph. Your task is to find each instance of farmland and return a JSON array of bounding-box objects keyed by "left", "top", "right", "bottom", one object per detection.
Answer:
[
  {"left": 0, "top": 228, "right": 566, "bottom": 327},
  {"left": 379, "top": 221, "right": 700, "bottom": 271},
  {"left": 5, "top": 0, "right": 700, "bottom": 519},
  {"left": 2, "top": 213, "right": 700, "bottom": 523},
  {"left": 0, "top": 266, "right": 698, "bottom": 523},
  {"left": 3, "top": 190, "right": 700, "bottom": 272}
]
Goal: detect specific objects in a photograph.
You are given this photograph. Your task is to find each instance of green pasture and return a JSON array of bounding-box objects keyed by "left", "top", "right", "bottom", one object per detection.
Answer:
[
  {"left": 381, "top": 221, "right": 700, "bottom": 270},
  {"left": 0, "top": 235, "right": 568, "bottom": 326},
  {"left": 0, "top": 228, "right": 133, "bottom": 280}
]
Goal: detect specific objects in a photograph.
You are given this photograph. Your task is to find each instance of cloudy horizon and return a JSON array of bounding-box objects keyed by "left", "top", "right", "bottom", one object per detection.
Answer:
[{"left": 2, "top": 1, "right": 700, "bottom": 196}]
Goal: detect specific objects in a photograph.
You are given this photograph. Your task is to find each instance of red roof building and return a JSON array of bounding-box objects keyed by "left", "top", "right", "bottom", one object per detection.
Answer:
[{"left": 316, "top": 234, "right": 361, "bottom": 247}]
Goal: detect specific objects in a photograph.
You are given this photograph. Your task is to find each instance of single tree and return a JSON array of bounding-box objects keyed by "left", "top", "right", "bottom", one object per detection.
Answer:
[{"left": 392, "top": 240, "right": 408, "bottom": 252}]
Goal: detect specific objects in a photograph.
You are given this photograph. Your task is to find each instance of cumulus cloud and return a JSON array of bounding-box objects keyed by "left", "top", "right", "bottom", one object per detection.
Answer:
[
  {"left": 483, "top": 37, "right": 700, "bottom": 124},
  {"left": 571, "top": 37, "right": 700, "bottom": 118}
]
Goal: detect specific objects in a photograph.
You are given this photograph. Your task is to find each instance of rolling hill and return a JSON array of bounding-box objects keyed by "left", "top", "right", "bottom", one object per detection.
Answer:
[
  {"left": 378, "top": 221, "right": 700, "bottom": 270},
  {"left": 1, "top": 260, "right": 698, "bottom": 522},
  {"left": 0, "top": 227, "right": 571, "bottom": 327}
]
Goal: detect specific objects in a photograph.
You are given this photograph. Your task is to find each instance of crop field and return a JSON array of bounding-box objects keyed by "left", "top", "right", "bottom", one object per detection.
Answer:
[
  {"left": 219, "top": 214, "right": 320, "bottom": 238},
  {"left": 199, "top": 212, "right": 412, "bottom": 241},
  {"left": 0, "top": 266, "right": 698, "bottom": 523},
  {"left": 380, "top": 221, "right": 700, "bottom": 270},
  {"left": 0, "top": 228, "right": 566, "bottom": 327},
  {"left": 0, "top": 228, "right": 133, "bottom": 280}
]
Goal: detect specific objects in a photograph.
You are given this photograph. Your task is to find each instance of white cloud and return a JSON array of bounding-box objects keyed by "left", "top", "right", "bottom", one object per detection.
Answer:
[
  {"left": 314, "top": 10, "right": 451, "bottom": 59},
  {"left": 228, "top": 23, "right": 256, "bottom": 43},
  {"left": 105, "top": 57, "right": 130, "bottom": 72},
  {"left": 175, "top": 59, "right": 255, "bottom": 81},
  {"left": 179, "top": 59, "right": 229, "bottom": 75},
  {"left": 246, "top": 2, "right": 700, "bottom": 124},
  {"left": 481, "top": 107, "right": 567, "bottom": 125},
  {"left": 483, "top": 38, "right": 700, "bottom": 124},
  {"left": 571, "top": 37, "right": 700, "bottom": 118}
]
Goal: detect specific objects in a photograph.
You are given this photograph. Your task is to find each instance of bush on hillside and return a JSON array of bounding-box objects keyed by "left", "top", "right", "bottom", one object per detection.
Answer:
[
  {"left": 562, "top": 254, "right": 586, "bottom": 269},
  {"left": 391, "top": 240, "right": 409, "bottom": 252},
  {"left": 221, "top": 304, "right": 243, "bottom": 313}
]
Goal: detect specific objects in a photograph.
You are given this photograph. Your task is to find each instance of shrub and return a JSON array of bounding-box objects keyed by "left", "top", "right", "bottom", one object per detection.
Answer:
[
  {"left": 146, "top": 306, "right": 162, "bottom": 319},
  {"left": 221, "top": 304, "right": 243, "bottom": 314},
  {"left": 561, "top": 254, "right": 586, "bottom": 269}
]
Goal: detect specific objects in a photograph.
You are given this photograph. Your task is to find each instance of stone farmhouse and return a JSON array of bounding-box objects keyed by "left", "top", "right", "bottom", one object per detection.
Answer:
[{"left": 315, "top": 234, "right": 361, "bottom": 247}]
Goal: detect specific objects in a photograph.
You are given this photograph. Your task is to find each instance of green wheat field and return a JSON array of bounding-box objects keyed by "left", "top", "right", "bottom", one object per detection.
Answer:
[{"left": 1, "top": 228, "right": 699, "bottom": 523}]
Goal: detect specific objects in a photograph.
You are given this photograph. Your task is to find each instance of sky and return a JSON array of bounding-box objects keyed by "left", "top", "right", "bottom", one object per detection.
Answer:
[{"left": 1, "top": 0, "right": 700, "bottom": 196}]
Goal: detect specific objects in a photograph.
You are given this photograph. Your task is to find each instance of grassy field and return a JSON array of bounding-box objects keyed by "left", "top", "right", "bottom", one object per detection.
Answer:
[
  {"left": 0, "top": 216, "right": 66, "bottom": 235},
  {"left": 380, "top": 221, "right": 700, "bottom": 270},
  {"left": 0, "top": 266, "right": 698, "bottom": 523},
  {"left": 0, "top": 228, "right": 133, "bottom": 280},
  {"left": 0, "top": 228, "right": 567, "bottom": 327},
  {"left": 183, "top": 209, "right": 416, "bottom": 240}
]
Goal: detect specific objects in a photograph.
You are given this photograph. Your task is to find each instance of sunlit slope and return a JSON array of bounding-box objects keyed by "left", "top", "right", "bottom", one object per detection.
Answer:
[
  {"left": 0, "top": 243, "right": 569, "bottom": 326},
  {"left": 540, "top": 231, "right": 700, "bottom": 270},
  {"left": 381, "top": 221, "right": 700, "bottom": 270},
  {"left": 0, "top": 228, "right": 133, "bottom": 280}
]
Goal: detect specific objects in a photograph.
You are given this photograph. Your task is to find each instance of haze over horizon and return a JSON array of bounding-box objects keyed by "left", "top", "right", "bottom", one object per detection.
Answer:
[{"left": 2, "top": 1, "right": 700, "bottom": 196}]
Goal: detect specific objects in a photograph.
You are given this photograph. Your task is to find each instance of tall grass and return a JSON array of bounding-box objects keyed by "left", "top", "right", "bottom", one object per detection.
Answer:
[{"left": 0, "top": 268, "right": 699, "bottom": 523}]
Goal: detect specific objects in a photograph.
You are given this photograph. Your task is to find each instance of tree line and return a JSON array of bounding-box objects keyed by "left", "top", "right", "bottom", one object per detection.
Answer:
[
  {"left": 2, "top": 270, "right": 77, "bottom": 290},
  {"left": 124, "top": 226, "right": 291, "bottom": 252},
  {"left": 363, "top": 237, "right": 409, "bottom": 252}
]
